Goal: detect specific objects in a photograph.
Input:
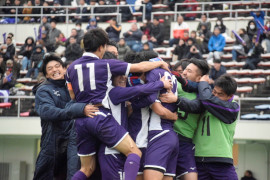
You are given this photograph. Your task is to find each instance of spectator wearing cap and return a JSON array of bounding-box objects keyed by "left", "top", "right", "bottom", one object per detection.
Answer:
[
  {"left": 106, "top": 18, "right": 122, "bottom": 42},
  {"left": 197, "top": 13, "right": 211, "bottom": 31},
  {"left": 26, "top": 45, "right": 45, "bottom": 79},
  {"left": 65, "top": 36, "right": 83, "bottom": 62},
  {"left": 119, "top": 0, "right": 132, "bottom": 22},
  {"left": 86, "top": 18, "right": 98, "bottom": 30},
  {"left": 0, "top": 37, "right": 15, "bottom": 62},
  {"left": 243, "top": 35, "right": 264, "bottom": 70},
  {"left": 48, "top": 20, "right": 61, "bottom": 47},
  {"left": 118, "top": 38, "right": 130, "bottom": 61},
  {"left": 169, "top": 15, "right": 189, "bottom": 47},
  {"left": 209, "top": 59, "right": 226, "bottom": 86},
  {"left": 74, "top": 0, "right": 90, "bottom": 23},
  {"left": 150, "top": 18, "right": 164, "bottom": 46},
  {"left": 22, "top": 1, "right": 33, "bottom": 23},
  {"left": 139, "top": 0, "right": 152, "bottom": 21},
  {"left": 75, "top": 22, "right": 85, "bottom": 40},
  {"left": 19, "top": 36, "right": 35, "bottom": 71},
  {"left": 207, "top": 27, "right": 226, "bottom": 62},
  {"left": 39, "top": 16, "right": 51, "bottom": 39},
  {"left": 50, "top": 1, "right": 65, "bottom": 22},
  {"left": 123, "top": 23, "right": 143, "bottom": 52},
  {"left": 0, "top": 60, "right": 17, "bottom": 90}
]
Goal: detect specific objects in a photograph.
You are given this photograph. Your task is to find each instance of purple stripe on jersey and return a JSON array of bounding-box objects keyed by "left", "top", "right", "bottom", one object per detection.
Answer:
[{"left": 202, "top": 101, "right": 240, "bottom": 112}]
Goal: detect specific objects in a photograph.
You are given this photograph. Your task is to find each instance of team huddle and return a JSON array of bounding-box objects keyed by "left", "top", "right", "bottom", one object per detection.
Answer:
[{"left": 35, "top": 28, "right": 240, "bottom": 180}]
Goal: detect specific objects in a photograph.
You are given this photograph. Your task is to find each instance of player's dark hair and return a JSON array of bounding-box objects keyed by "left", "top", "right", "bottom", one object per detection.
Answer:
[
  {"left": 124, "top": 51, "right": 136, "bottom": 63},
  {"left": 190, "top": 58, "right": 209, "bottom": 76},
  {"left": 8, "top": 32, "right": 14, "bottom": 37},
  {"left": 135, "top": 51, "right": 158, "bottom": 63},
  {"left": 214, "top": 74, "right": 237, "bottom": 96},
  {"left": 107, "top": 40, "right": 118, "bottom": 50},
  {"left": 201, "top": 13, "right": 207, "bottom": 18},
  {"left": 103, "top": 51, "right": 117, "bottom": 59},
  {"left": 83, "top": 28, "right": 109, "bottom": 52},
  {"left": 173, "top": 59, "right": 190, "bottom": 71},
  {"left": 42, "top": 53, "right": 64, "bottom": 76},
  {"left": 6, "top": 37, "right": 12, "bottom": 41},
  {"left": 213, "top": 59, "right": 221, "bottom": 64}
]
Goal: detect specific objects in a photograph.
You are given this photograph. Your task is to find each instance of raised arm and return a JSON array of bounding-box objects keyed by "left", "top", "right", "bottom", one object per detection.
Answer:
[{"left": 130, "top": 61, "right": 170, "bottom": 73}]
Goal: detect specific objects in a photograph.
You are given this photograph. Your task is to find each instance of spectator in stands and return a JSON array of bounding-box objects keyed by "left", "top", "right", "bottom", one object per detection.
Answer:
[
  {"left": 26, "top": 45, "right": 44, "bottom": 79},
  {"left": 50, "top": 1, "right": 66, "bottom": 22},
  {"left": 262, "top": 21, "right": 270, "bottom": 53},
  {"left": 0, "top": 55, "right": 5, "bottom": 75},
  {"left": 0, "top": 60, "right": 17, "bottom": 90},
  {"left": 173, "top": 39, "right": 186, "bottom": 61},
  {"left": 190, "top": 30, "right": 203, "bottom": 51},
  {"left": 39, "top": 16, "right": 51, "bottom": 39},
  {"left": 209, "top": 59, "right": 226, "bottom": 86},
  {"left": 54, "top": 33, "right": 66, "bottom": 56},
  {"left": 169, "top": 15, "right": 190, "bottom": 47},
  {"left": 118, "top": 38, "right": 131, "bottom": 61},
  {"left": 66, "top": 28, "right": 81, "bottom": 47},
  {"left": 1, "top": 37, "right": 15, "bottom": 62},
  {"left": 140, "top": 20, "right": 151, "bottom": 39},
  {"left": 142, "top": 42, "right": 151, "bottom": 51},
  {"left": 10, "top": 0, "right": 23, "bottom": 22},
  {"left": 184, "top": 38, "right": 202, "bottom": 59},
  {"left": 65, "top": 36, "right": 83, "bottom": 62},
  {"left": 247, "top": 20, "right": 258, "bottom": 41},
  {"left": 241, "top": 170, "right": 256, "bottom": 180},
  {"left": 214, "top": 17, "right": 226, "bottom": 34},
  {"left": 243, "top": 35, "right": 264, "bottom": 70},
  {"left": 74, "top": 0, "right": 90, "bottom": 22},
  {"left": 139, "top": 0, "right": 152, "bottom": 21},
  {"left": 207, "top": 27, "right": 226, "bottom": 62},
  {"left": 197, "top": 13, "right": 211, "bottom": 31},
  {"left": 33, "top": 53, "right": 95, "bottom": 180},
  {"left": 22, "top": 1, "right": 33, "bottom": 23},
  {"left": 32, "top": 0, "right": 42, "bottom": 22},
  {"left": 124, "top": 23, "right": 143, "bottom": 52},
  {"left": 42, "top": 1, "right": 52, "bottom": 18},
  {"left": 86, "top": 18, "right": 98, "bottom": 30},
  {"left": 250, "top": 10, "right": 265, "bottom": 34},
  {"left": 95, "top": 0, "right": 112, "bottom": 22},
  {"left": 3, "top": 0, "right": 12, "bottom": 15},
  {"left": 182, "top": 0, "right": 198, "bottom": 20},
  {"left": 20, "top": 36, "right": 35, "bottom": 71},
  {"left": 75, "top": 22, "right": 85, "bottom": 41},
  {"left": 150, "top": 17, "right": 164, "bottom": 46},
  {"left": 7, "top": 33, "right": 16, "bottom": 47},
  {"left": 106, "top": 18, "right": 122, "bottom": 42},
  {"left": 49, "top": 20, "right": 61, "bottom": 47},
  {"left": 41, "top": 30, "right": 55, "bottom": 52},
  {"left": 139, "top": 34, "right": 153, "bottom": 51},
  {"left": 119, "top": 0, "right": 132, "bottom": 22},
  {"left": 232, "top": 28, "right": 251, "bottom": 61},
  {"left": 198, "top": 24, "right": 212, "bottom": 53}
]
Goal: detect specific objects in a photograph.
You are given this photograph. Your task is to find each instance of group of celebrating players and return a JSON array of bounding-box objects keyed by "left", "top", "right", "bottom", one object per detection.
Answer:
[{"left": 37, "top": 28, "right": 240, "bottom": 180}]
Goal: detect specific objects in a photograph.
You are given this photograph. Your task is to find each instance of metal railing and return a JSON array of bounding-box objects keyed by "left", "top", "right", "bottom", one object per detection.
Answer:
[{"left": 1, "top": 96, "right": 270, "bottom": 120}]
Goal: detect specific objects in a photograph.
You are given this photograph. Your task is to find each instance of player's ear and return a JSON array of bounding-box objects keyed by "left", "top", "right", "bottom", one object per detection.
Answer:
[{"left": 195, "top": 75, "right": 201, "bottom": 82}]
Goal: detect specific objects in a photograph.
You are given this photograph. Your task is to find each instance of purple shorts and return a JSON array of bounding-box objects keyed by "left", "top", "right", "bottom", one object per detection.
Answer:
[
  {"left": 75, "top": 108, "right": 128, "bottom": 156},
  {"left": 196, "top": 162, "right": 238, "bottom": 180},
  {"left": 176, "top": 140, "right": 197, "bottom": 179},
  {"left": 144, "top": 130, "right": 179, "bottom": 177}
]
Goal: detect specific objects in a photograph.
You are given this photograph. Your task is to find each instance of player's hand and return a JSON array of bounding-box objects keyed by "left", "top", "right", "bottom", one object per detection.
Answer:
[
  {"left": 200, "top": 75, "right": 209, "bottom": 82},
  {"left": 84, "top": 104, "right": 99, "bottom": 118},
  {"left": 172, "top": 112, "right": 178, "bottom": 121},
  {"left": 160, "top": 61, "right": 171, "bottom": 73},
  {"left": 159, "top": 90, "right": 177, "bottom": 103},
  {"left": 160, "top": 76, "right": 172, "bottom": 90}
]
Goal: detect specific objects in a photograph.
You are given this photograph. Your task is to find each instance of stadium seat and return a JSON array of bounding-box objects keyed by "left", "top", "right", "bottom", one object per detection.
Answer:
[
  {"left": 254, "top": 104, "right": 270, "bottom": 111},
  {"left": 221, "top": 61, "right": 236, "bottom": 68},
  {"left": 249, "top": 78, "right": 266, "bottom": 84},
  {"left": 256, "top": 114, "right": 270, "bottom": 120},
  {"left": 0, "top": 102, "right": 12, "bottom": 108},
  {"left": 237, "top": 86, "right": 253, "bottom": 95},
  {"left": 152, "top": 4, "right": 169, "bottom": 9},
  {"left": 236, "top": 78, "right": 252, "bottom": 84},
  {"left": 227, "top": 69, "right": 238, "bottom": 75},
  {"left": 237, "top": 69, "right": 250, "bottom": 76},
  {"left": 250, "top": 69, "right": 264, "bottom": 76},
  {"left": 261, "top": 53, "right": 270, "bottom": 59},
  {"left": 240, "top": 113, "right": 259, "bottom": 120},
  {"left": 20, "top": 112, "right": 30, "bottom": 117}
]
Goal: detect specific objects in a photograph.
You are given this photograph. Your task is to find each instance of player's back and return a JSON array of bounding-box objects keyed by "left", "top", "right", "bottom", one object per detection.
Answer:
[
  {"left": 66, "top": 54, "right": 129, "bottom": 108},
  {"left": 146, "top": 68, "right": 178, "bottom": 130}
]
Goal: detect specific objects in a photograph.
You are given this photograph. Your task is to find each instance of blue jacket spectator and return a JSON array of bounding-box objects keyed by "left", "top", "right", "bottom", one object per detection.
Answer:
[
  {"left": 208, "top": 33, "right": 225, "bottom": 52},
  {"left": 250, "top": 10, "right": 265, "bottom": 34},
  {"left": 139, "top": 0, "right": 152, "bottom": 20}
]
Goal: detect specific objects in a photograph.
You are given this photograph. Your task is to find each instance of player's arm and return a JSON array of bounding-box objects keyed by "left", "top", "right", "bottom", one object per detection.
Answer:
[
  {"left": 151, "top": 101, "right": 178, "bottom": 121},
  {"left": 159, "top": 91, "right": 204, "bottom": 114},
  {"left": 198, "top": 81, "right": 239, "bottom": 124},
  {"left": 130, "top": 61, "right": 170, "bottom": 73}
]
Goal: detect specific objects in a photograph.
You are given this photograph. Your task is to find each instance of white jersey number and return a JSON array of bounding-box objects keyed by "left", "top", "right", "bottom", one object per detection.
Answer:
[{"left": 74, "top": 63, "right": 96, "bottom": 91}]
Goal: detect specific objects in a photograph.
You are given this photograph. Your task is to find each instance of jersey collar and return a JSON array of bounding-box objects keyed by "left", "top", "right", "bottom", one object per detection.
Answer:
[{"left": 83, "top": 52, "right": 99, "bottom": 59}]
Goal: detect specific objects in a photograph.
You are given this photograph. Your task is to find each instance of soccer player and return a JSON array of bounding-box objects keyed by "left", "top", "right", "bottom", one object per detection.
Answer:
[
  {"left": 160, "top": 74, "right": 239, "bottom": 180},
  {"left": 66, "top": 28, "right": 171, "bottom": 180},
  {"left": 142, "top": 60, "right": 179, "bottom": 180},
  {"left": 99, "top": 74, "right": 172, "bottom": 179}
]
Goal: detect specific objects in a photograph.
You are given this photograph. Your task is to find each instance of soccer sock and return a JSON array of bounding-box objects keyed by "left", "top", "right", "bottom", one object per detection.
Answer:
[
  {"left": 124, "top": 153, "right": 141, "bottom": 180},
  {"left": 72, "top": 171, "right": 87, "bottom": 180}
]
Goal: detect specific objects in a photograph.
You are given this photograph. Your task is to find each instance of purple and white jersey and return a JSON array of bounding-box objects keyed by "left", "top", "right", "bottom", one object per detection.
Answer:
[
  {"left": 66, "top": 52, "right": 131, "bottom": 108},
  {"left": 146, "top": 68, "right": 178, "bottom": 131},
  {"left": 104, "top": 81, "right": 164, "bottom": 154}
]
